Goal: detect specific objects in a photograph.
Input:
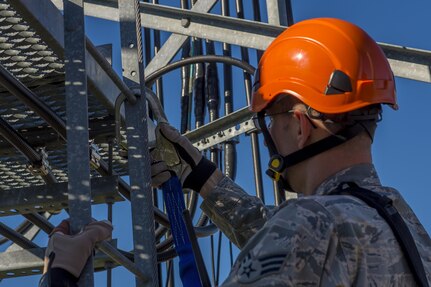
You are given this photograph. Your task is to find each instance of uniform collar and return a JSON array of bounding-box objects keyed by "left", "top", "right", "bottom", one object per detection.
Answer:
[{"left": 314, "top": 163, "right": 382, "bottom": 196}]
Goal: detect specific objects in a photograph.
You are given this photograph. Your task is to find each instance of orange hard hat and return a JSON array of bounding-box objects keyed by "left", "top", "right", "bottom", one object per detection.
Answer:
[{"left": 251, "top": 18, "right": 397, "bottom": 114}]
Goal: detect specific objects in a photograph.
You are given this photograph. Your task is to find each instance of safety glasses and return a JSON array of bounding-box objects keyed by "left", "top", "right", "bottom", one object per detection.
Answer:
[
  {"left": 252, "top": 108, "right": 318, "bottom": 133},
  {"left": 252, "top": 111, "right": 282, "bottom": 157},
  {"left": 252, "top": 108, "right": 320, "bottom": 158},
  {"left": 252, "top": 109, "right": 295, "bottom": 132}
]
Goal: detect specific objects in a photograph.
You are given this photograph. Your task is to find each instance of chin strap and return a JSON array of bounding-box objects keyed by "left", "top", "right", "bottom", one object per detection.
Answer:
[
  {"left": 257, "top": 111, "right": 368, "bottom": 192},
  {"left": 258, "top": 108, "right": 366, "bottom": 192},
  {"left": 267, "top": 123, "right": 365, "bottom": 178}
]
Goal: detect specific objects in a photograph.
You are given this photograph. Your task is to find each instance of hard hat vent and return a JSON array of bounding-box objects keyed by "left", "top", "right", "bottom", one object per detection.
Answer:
[{"left": 325, "top": 70, "right": 352, "bottom": 95}]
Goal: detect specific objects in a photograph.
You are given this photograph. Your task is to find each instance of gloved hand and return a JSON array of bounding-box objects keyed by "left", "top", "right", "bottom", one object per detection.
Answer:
[
  {"left": 45, "top": 220, "right": 113, "bottom": 278},
  {"left": 151, "top": 123, "right": 222, "bottom": 193}
]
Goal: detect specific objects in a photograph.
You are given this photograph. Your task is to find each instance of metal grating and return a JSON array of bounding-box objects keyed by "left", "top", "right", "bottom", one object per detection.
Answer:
[
  {"left": 0, "top": 1, "right": 129, "bottom": 189},
  {"left": 0, "top": 146, "right": 128, "bottom": 190},
  {"left": 0, "top": 2, "right": 63, "bottom": 79}
]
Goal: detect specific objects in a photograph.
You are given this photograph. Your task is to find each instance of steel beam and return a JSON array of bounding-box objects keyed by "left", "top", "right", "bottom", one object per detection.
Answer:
[
  {"left": 184, "top": 107, "right": 255, "bottom": 150},
  {"left": 6, "top": 213, "right": 52, "bottom": 252},
  {"left": 50, "top": 0, "right": 279, "bottom": 50},
  {"left": 49, "top": 0, "right": 218, "bottom": 76},
  {"left": 380, "top": 43, "right": 431, "bottom": 83},
  {"left": 141, "top": 2, "right": 278, "bottom": 52},
  {"left": 139, "top": 3, "right": 431, "bottom": 83},
  {"left": 9, "top": 0, "right": 156, "bottom": 203},
  {"left": 1, "top": 205, "right": 145, "bottom": 282},
  {"left": 56, "top": 1, "right": 431, "bottom": 84},
  {"left": 0, "top": 64, "right": 67, "bottom": 141},
  {"left": 96, "top": 241, "right": 148, "bottom": 282},
  {"left": 0, "top": 67, "right": 60, "bottom": 250},
  {"left": 142, "top": 0, "right": 218, "bottom": 76},
  {"left": 0, "top": 248, "right": 44, "bottom": 279},
  {"left": 0, "top": 176, "right": 122, "bottom": 217},
  {"left": 0, "top": 115, "right": 57, "bottom": 184},
  {"left": 95, "top": 44, "right": 113, "bottom": 65},
  {"left": 21, "top": 213, "right": 55, "bottom": 236},
  {"left": 10, "top": 0, "right": 127, "bottom": 116},
  {"left": 0, "top": 118, "right": 38, "bottom": 163},
  {"left": 64, "top": 0, "right": 94, "bottom": 286},
  {"left": 48, "top": 1, "right": 431, "bottom": 83},
  {"left": 266, "top": 0, "right": 294, "bottom": 26},
  {"left": 0, "top": 222, "right": 38, "bottom": 250},
  {"left": 11, "top": 0, "right": 157, "bottom": 144},
  {"left": 119, "top": 0, "right": 157, "bottom": 285},
  {"left": 0, "top": 246, "right": 126, "bottom": 279},
  {"left": 0, "top": 105, "right": 257, "bottom": 157}
]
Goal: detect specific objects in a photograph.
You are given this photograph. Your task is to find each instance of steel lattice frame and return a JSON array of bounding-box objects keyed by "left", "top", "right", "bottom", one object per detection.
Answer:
[{"left": 0, "top": 0, "right": 430, "bottom": 286}]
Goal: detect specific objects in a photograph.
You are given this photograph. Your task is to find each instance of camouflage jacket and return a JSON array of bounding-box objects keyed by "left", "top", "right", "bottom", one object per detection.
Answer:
[{"left": 201, "top": 163, "right": 431, "bottom": 286}]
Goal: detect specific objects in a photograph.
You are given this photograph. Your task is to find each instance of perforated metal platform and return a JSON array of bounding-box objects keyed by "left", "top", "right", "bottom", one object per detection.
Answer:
[{"left": 0, "top": 1, "right": 128, "bottom": 190}]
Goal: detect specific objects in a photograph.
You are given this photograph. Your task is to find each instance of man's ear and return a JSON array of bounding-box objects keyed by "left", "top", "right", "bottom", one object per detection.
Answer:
[{"left": 294, "top": 111, "right": 312, "bottom": 149}]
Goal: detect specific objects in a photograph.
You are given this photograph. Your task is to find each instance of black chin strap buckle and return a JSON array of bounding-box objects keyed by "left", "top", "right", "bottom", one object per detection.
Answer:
[
  {"left": 266, "top": 154, "right": 285, "bottom": 181},
  {"left": 265, "top": 154, "right": 294, "bottom": 193}
]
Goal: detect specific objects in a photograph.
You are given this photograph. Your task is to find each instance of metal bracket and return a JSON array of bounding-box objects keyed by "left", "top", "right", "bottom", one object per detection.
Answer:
[
  {"left": 26, "top": 148, "right": 51, "bottom": 176},
  {"left": 0, "top": 240, "right": 121, "bottom": 279},
  {"left": 89, "top": 142, "right": 102, "bottom": 170},
  {"left": 193, "top": 119, "right": 257, "bottom": 151},
  {"left": 0, "top": 176, "right": 124, "bottom": 217}
]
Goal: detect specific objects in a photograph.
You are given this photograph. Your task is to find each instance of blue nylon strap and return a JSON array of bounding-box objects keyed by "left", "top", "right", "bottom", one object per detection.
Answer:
[{"left": 162, "top": 176, "right": 202, "bottom": 287}]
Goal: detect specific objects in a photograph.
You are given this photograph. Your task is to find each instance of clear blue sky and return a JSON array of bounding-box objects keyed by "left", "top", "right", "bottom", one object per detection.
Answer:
[{"left": 2, "top": 0, "right": 430, "bottom": 286}]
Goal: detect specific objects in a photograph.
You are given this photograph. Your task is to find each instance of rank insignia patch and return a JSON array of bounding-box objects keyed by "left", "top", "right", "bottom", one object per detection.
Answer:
[{"left": 237, "top": 252, "right": 287, "bottom": 283}]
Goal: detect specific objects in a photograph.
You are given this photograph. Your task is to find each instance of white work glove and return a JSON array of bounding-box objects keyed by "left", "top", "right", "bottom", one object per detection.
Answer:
[
  {"left": 45, "top": 220, "right": 113, "bottom": 278},
  {"left": 151, "top": 123, "right": 221, "bottom": 193}
]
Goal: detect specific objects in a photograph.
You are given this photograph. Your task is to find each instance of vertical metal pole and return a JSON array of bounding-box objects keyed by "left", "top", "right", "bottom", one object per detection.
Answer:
[
  {"left": 180, "top": 0, "right": 192, "bottom": 135},
  {"left": 266, "top": 0, "right": 294, "bottom": 26},
  {"left": 236, "top": 0, "right": 265, "bottom": 203},
  {"left": 152, "top": 0, "right": 164, "bottom": 108},
  {"left": 180, "top": 38, "right": 191, "bottom": 134},
  {"left": 118, "top": 0, "right": 158, "bottom": 286},
  {"left": 143, "top": 0, "right": 152, "bottom": 67},
  {"left": 107, "top": 140, "right": 114, "bottom": 287},
  {"left": 191, "top": 0, "right": 205, "bottom": 129},
  {"left": 63, "top": 0, "right": 93, "bottom": 286},
  {"left": 151, "top": 9, "right": 163, "bottom": 280},
  {"left": 166, "top": 260, "right": 174, "bottom": 287},
  {"left": 106, "top": 262, "right": 113, "bottom": 287},
  {"left": 193, "top": 38, "right": 205, "bottom": 129},
  {"left": 252, "top": 0, "right": 263, "bottom": 61},
  {"left": 215, "top": 230, "right": 223, "bottom": 286},
  {"left": 210, "top": 228, "right": 216, "bottom": 285},
  {"left": 205, "top": 39, "right": 220, "bottom": 166},
  {"left": 221, "top": 0, "right": 237, "bottom": 181}
]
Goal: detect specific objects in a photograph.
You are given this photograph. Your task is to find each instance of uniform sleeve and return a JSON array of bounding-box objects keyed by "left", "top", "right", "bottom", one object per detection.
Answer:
[
  {"left": 200, "top": 176, "right": 278, "bottom": 248},
  {"left": 220, "top": 198, "right": 338, "bottom": 286}
]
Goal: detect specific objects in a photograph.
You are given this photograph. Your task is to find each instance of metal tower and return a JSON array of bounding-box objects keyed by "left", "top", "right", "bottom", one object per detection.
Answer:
[{"left": 0, "top": 0, "right": 429, "bottom": 286}]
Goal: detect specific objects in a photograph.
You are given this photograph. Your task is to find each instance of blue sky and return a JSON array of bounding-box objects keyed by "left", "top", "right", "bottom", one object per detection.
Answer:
[{"left": 2, "top": 0, "right": 430, "bottom": 286}]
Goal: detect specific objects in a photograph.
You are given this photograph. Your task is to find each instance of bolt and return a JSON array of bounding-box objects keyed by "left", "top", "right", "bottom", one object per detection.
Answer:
[
  {"left": 181, "top": 18, "right": 190, "bottom": 28},
  {"left": 131, "top": 71, "right": 136, "bottom": 77}
]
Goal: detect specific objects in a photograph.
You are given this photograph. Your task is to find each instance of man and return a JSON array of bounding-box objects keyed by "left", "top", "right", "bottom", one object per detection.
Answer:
[{"left": 151, "top": 18, "right": 431, "bottom": 286}]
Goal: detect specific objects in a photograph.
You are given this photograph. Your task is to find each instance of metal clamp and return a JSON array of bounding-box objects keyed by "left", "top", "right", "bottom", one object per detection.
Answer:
[
  {"left": 115, "top": 87, "right": 166, "bottom": 151},
  {"left": 89, "top": 142, "right": 102, "bottom": 170},
  {"left": 26, "top": 148, "right": 51, "bottom": 176},
  {"left": 192, "top": 119, "right": 255, "bottom": 151}
]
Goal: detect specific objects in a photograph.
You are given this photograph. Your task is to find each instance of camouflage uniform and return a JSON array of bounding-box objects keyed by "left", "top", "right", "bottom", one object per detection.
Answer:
[{"left": 201, "top": 163, "right": 431, "bottom": 286}]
